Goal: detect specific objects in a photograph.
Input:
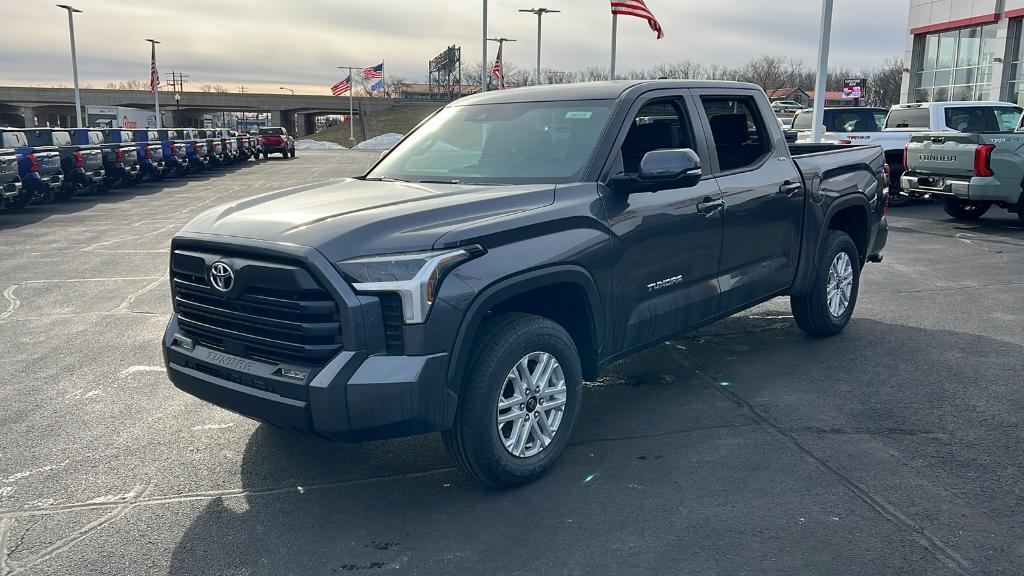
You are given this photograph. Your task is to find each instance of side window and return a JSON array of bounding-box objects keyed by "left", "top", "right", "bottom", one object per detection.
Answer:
[
  {"left": 616, "top": 99, "right": 694, "bottom": 175},
  {"left": 701, "top": 96, "right": 771, "bottom": 172}
]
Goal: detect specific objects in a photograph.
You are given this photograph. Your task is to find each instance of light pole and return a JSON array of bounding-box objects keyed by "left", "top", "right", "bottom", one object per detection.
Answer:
[
  {"left": 482, "top": 0, "right": 488, "bottom": 91},
  {"left": 57, "top": 4, "right": 83, "bottom": 128},
  {"left": 338, "top": 66, "right": 357, "bottom": 145},
  {"left": 810, "top": 0, "right": 833, "bottom": 143},
  {"left": 279, "top": 87, "right": 294, "bottom": 95},
  {"left": 145, "top": 38, "right": 161, "bottom": 129},
  {"left": 487, "top": 37, "right": 516, "bottom": 89},
  {"left": 519, "top": 8, "right": 560, "bottom": 85}
]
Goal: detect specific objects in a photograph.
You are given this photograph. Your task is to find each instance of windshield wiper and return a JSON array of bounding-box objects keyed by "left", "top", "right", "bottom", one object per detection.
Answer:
[
  {"left": 362, "top": 176, "right": 411, "bottom": 183},
  {"left": 416, "top": 179, "right": 463, "bottom": 185}
]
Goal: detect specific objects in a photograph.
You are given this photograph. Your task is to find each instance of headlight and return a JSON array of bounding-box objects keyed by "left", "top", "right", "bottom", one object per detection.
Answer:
[{"left": 336, "top": 246, "right": 483, "bottom": 324}]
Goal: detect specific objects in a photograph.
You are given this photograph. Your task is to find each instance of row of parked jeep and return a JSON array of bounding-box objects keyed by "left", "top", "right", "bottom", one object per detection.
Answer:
[{"left": 0, "top": 126, "right": 297, "bottom": 211}]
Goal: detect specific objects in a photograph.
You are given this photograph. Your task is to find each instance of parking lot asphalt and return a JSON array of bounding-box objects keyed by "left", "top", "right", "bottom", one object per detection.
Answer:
[{"left": 1, "top": 150, "right": 1022, "bottom": 576}]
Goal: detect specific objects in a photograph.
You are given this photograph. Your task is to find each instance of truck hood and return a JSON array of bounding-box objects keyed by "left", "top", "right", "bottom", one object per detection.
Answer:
[{"left": 181, "top": 178, "right": 556, "bottom": 260}]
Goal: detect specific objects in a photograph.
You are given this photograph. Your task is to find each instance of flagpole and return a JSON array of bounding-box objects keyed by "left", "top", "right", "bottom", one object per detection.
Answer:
[
  {"left": 609, "top": 14, "right": 617, "bottom": 80},
  {"left": 146, "top": 38, "right": 161, "bottom": 128},
  {"left": 482, "top": 0, "right": 489, "bottom": 91},
  {"left": 382, "top": 58, "right": 386, "bottom": 97},
  {"left": 338, "top": 65, "right": 356, "bottom": 144}
]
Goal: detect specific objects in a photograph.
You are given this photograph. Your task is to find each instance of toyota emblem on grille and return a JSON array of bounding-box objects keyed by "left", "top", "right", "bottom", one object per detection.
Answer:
[{"left": 209, "top": 261, "right": 234, "bottom": 292}]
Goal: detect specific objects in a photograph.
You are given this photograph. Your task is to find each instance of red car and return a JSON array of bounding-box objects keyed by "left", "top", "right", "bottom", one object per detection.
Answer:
[{"left": 257, "top": 126, "right": 295, "bottom": 158}]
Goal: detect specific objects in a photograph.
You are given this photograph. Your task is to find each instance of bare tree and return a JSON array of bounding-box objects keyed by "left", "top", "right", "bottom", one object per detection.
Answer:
[
  {"left": 738, "top": 56, "right": 805, "bottom": 95},
  {"left": 865, "top": 57, "right": 904, "bottom": 107}
]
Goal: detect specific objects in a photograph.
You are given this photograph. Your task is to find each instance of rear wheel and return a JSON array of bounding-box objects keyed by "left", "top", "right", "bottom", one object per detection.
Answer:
[
  {"left": 6, "top": 192, "right": 32, "bottom": 210},
  {"left": 289, "top": 147, "right": 296, "bottom": 158},
  {"left": 54, "top": 181, "right": 81, "bottom": 201},
  {"left": 442, "top": 313, "right": 582, "bottom": 488},
  {"left": 791, "top": 230, "right": 861, "bottom": 338},
  {"left": 943, "top": 198, "right": 990, "bottom": 220}
]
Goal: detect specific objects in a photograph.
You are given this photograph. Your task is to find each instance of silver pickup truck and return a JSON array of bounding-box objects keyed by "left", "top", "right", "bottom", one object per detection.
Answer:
[{"left": 901, "top": 109, "right": 1024, "bottom": 223}]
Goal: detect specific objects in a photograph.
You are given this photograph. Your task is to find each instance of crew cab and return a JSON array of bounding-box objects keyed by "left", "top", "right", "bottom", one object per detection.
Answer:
[
  {"left": 883, "top": 101, "right": 1022, "bottom": 202},
  {"left": 25, "top": 128, "right": 105, "bottom": 200},
  {"left": 0, "top": 128, "right": 63, "bottom": 206},
  {"left": 131, "top": 129, "right": 174, "bottom": 180},
  {"left": 107, "top": 128, "right": 164, "bottom": 181},
  {"left": 901, "top": 114, "right": 1024, "bottom": 223},
  {"left": 93, "top": 129, "right": 143, "bottom": 189},
  {"left": 0, "top": 149, "right": 22, "bottom": 211},
  {"left": 69, "top": 128, "right": 139, "bottom": 192},
  {"left": 257, "top": 126, "right": 295, "bottom": 158},
  {"left": 162, "top": 80, "right": 887, "bottom": 487}
]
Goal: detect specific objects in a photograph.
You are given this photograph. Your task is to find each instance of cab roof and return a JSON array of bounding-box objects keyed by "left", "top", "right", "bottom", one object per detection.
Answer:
[{"left": 451, "top": 79, "right": 764, "bottom": 105}]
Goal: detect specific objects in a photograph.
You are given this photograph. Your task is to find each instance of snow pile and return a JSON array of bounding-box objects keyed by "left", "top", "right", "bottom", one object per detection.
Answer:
[
  {"left": 294, "top": 139, "right": 346, "bottom": 150},
  {"left": 354, "top": 133, "right": 404, "bottom": 150}
]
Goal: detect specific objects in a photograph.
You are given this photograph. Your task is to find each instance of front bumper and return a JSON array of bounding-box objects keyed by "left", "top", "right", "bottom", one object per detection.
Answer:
[{"left": 160, "top": 234, "right": 460, "bottom": 442}]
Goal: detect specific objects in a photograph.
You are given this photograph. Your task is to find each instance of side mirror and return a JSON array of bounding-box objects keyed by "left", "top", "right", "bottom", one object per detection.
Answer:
[{"left": 608, "top": 148, "right": 702, "bottom": 194}]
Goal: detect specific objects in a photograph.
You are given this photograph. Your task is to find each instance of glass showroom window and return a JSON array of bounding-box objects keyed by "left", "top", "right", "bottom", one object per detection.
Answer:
[
  {"left": 914, "top": 25, "right": 997, "bottom": 102},
  {"left": 1008, "top": 19, "right": 1024, "bottom": 105}
]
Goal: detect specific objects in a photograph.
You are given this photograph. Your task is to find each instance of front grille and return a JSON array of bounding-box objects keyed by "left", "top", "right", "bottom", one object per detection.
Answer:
[
  {"left": 171, "top": 247, "right": 344, "bottom": 366},
  {"left": 379, "top": 293, "right": 405, "bottom": 355}
]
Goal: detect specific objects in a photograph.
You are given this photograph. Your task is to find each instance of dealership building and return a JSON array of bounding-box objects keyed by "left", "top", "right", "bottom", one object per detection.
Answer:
[{"left": 902, "top": 0, "right": 1024, "bottom": 104}]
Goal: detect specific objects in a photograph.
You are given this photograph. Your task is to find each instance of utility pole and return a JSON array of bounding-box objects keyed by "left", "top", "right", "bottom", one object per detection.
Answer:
[
  {"left": 57, "top": 5, "right": 83, "bottom": 128},
  {"left": 486, "top": 38, "right": 516, "bottom": 89},
  {"left": 338, "top": 65, "right": 358, "bottom": 145},
  {"left": 519, "top": 8, "right": 560, "bottom": 85}
]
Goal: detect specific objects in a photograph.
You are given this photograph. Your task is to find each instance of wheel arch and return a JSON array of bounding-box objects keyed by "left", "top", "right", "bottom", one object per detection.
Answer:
[{"left": 446, "top": 265, "right": 604, "bottom": 390}]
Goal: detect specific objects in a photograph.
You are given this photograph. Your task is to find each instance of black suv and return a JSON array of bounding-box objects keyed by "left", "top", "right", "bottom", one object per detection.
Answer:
[{"left": 163, "top": 80, "right": 887, "bottom": 487}]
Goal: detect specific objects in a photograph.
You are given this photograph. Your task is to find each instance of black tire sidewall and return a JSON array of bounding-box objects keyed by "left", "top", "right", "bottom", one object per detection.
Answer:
[
  {"left": 816, "top": 232, "right": 860, "bottom": 332},
  {"left": 459, "top": 315, "right": 582, "bottom": 486}
]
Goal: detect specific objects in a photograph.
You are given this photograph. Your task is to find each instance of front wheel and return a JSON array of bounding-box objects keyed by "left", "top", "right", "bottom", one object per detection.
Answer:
[
  {"left": 943, "top": 198, "right": 990, "bottom": 220},
  {"left": 791, "top": 230, "right": 861, "bottom": 338},
  {"left": 442, "top": 313, "right": 582, "bottom": 488}
]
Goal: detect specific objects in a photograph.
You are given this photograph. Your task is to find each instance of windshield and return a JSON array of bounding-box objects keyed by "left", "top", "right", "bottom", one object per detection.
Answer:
[
  {"left": 367, "top": 100, "right": 613, "bottom": 184},
  {"left": 943, "top": 106, "right": 1022, "bottom": 132}
]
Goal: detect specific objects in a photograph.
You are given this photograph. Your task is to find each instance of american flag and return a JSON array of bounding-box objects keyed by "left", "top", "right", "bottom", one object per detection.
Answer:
[
  {"left": 611, "top": 0, "right": 664, "bottom": 39},
  {"left": 363, "top": 63, "right": 384, "bottom": 80},
  {"left": 331, "top": 74, "right": 351, "bottom": 96},
  {"left": 490, "top": 45, "right": 503, "bottom": 89},
  {"left": 149, "top": 43, "right": 160, "bottom": 94}
]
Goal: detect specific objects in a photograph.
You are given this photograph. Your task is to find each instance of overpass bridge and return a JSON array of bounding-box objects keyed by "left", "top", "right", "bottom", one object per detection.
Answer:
[{"left": 0, "top": 86, "right": 445, "bottom": 139}]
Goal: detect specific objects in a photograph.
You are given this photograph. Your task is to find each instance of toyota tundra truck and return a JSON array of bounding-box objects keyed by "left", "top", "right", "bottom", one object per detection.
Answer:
[
  {"left": 901, "top": 114, "right": 1024, "bottom": 223},
  {"left": 163, "top": 80, "right": 888, "bottom": 487},
  {"left": 257, "top": 126, "right": 295, "bottom": 158}
]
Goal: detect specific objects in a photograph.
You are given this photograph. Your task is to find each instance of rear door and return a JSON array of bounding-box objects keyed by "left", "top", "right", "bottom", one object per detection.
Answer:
[
  {"left": 599, "top": 90, "right": 724, "bottom": 353},
  {"left": 692, "top": 89, "right": 804, "bottom": 313}
]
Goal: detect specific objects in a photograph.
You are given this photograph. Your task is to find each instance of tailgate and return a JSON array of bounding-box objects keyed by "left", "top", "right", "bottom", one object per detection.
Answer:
[
  {"left": 35, "top": 151, "right": 62, "bottom": 174},
  {"left": 82, "top": 149, "right": 103, "bottom": 169},
  {"left": 906, "top": 133, "right": 979, "bottom": 178}
]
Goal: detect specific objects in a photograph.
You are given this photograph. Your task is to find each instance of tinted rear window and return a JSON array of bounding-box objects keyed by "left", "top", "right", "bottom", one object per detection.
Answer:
[
  {"left": 829, "top": 109, "right": 884, "bottom": 132},
  {"left": 792, "top": 112, "right": 814, "bottom": 130},
  {"left": 885, "top": 108, "right": 930, "bottom": 129},
  {"left": 52, "top": 131, "right": 72, "bottom": 146},
  {"left": 121, "top": 131, "right": 133, "bottom": 142},
  {"left": 259, "top": 128, "right": 284, "bottom": 135},
  {"left": 87, "top": 131, "right": 103, "bottom": 145},
  {"left": 943, "top": 106, "right": 1022, "bottom": 132},
  {"left": 1, "top": 132, "right": 28, "bottom": 148}
]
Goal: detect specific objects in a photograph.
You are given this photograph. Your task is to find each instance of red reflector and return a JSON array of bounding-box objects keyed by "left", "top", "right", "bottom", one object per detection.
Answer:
[
  {"left": 27, "top": 153, "right": 39, "bottom": 172},
  {"left": 974, "top": 144, "right": 995, "bottom": 177},
  {"left": 73, "top": 150, "right": 85, "bottom": 168}
]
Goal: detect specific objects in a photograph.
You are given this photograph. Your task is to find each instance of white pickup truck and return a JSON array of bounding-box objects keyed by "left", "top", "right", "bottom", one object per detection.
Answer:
[{"left": 795, "top": 102, "right": 1022, "bottom": 203}]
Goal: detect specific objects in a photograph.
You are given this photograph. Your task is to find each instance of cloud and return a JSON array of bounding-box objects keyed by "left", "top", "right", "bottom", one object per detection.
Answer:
[{"left": 0, "top": 0, "right": 910, "bottom": 93}]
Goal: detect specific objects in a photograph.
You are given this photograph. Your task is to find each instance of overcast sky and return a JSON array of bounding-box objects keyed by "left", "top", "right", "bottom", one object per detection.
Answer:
[{"left": 0, "top": 0, "right": 910, "bottom": 94}]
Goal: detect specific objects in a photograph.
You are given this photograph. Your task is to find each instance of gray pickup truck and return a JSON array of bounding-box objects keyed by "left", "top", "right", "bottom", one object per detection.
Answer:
[
  {"left": 163, "top": 80, "right": 888, "bottom": 487},
  {"left": 901, "top": 111, "right": 1024, "bottom": 223}
]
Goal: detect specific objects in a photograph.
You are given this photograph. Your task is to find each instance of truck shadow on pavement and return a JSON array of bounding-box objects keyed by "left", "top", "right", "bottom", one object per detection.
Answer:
[{"left": 165, "top": 315, "right": 1024, "bottom": 576}]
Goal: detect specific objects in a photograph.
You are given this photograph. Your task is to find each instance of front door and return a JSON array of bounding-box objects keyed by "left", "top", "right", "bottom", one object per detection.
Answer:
[
  {"left": 693, "top": 90, "right": 804, "bottom": 313},
  {"left": 600, "top": 92, "right": 724, "bottom": 354}
]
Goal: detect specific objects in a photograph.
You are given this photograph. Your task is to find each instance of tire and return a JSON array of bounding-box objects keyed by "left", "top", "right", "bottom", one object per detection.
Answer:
[
  {"left": 943, "top": 198, "right": 990, "bottom": 220},
  {"left": 54, "top": 182, "right": 80, "bottom": 201},
  {"left": 441, "top": 313, "right": 582, "bottom": 488},
  {"left": 791, "top": 230, "right": 861, "bottom": 338},
  {"left": 6, "top": 193, "right": 32, "bottom": 210},
  {"left": 289, "top": 147, "right": 296, "bottom": 158},
  {"left": 262, "top": 152, "right": 268, "bottom": 160},
  {"left": 888, "top": 193, "right": 912, "bottom": 207},
  {"left": 35, "top": 187, "right": 55, "bottom": 204}
]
